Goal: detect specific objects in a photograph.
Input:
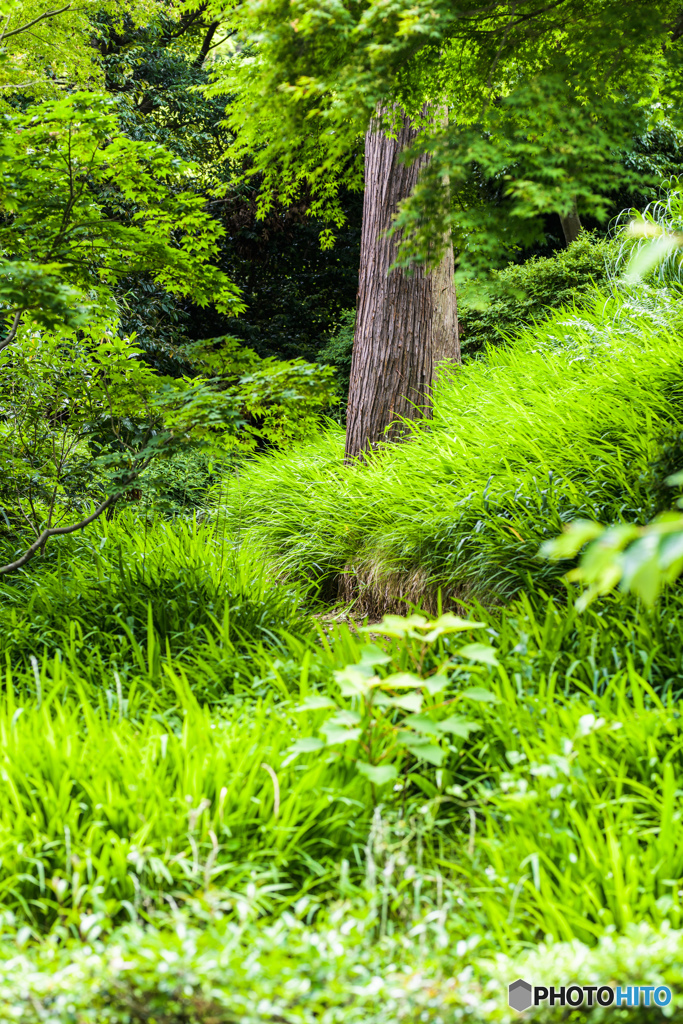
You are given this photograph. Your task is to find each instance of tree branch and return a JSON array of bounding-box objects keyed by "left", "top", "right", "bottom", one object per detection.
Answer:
[
  {"left": 0, "top": 493, "right": 119, "bottom": 575},
  {"left": 193, "top": 21, "right": 220, "bottom": 67},
  {"left": 0, "top": 310, "right": 23, "bottom": 354},
  {"left": 1, "top": 4, "right": 71, "bottom": 41}
]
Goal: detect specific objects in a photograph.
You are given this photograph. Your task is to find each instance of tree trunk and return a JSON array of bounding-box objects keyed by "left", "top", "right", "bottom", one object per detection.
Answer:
[
  {"left": 559, "top": 198, "right": 582, "bottom": 246},
  {"left": 344, "top": 109, "right": 459, "bottom": 462}
]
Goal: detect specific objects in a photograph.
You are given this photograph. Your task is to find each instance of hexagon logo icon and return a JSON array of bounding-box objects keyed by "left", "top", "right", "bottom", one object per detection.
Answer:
[{"left": 509, "top": 978, "right": 533, "bottom": 1012}]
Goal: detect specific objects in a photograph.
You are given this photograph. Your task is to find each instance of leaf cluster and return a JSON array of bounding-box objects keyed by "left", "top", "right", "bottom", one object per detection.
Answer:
[
  {"left": 289, "top": 613, "right": 500, "bottom": 786},
  {"left": 0, "top": 91, "right": 243, "bottom": 325}
]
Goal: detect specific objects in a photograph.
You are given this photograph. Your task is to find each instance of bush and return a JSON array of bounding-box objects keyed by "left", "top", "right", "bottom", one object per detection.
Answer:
[
  {"left": 318, "top": 307, "right": 355, "bottom": 398},
  {"left": 458, "top": 233, "right": 617, "bottom": 357},
  {"left": 3, "top": 914, "right": 683, "bottom": 1022}
]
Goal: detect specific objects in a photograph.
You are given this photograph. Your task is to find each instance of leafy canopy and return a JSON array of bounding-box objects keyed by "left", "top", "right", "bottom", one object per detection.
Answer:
[
  {"left": 0, "top": 91, "right": 243, "bottom": 329},
  {"left": 203, "top": 0, "right": 683, "bottom": 268}
]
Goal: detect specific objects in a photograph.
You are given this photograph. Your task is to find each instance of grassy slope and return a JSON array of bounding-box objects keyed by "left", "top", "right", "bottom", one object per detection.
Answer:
[
  {"left": 4, "top": 284, "right": 683, "bottom": 1020},
  {"left": 217, "top": 289, "right": 683, "bottom": 613}
]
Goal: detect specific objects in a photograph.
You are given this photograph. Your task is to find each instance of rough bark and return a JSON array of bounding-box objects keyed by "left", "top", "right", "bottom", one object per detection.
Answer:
[
  {"left": 344, "top": 109, "right": 459, "bottom": 462},
  {"left": 559, "top": 198, "right": 582, "bottom": 246}
]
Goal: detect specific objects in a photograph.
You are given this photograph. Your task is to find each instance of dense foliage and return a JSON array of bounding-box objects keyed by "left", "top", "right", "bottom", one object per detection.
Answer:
[
  {"left": 5, "top": 0, "right": 683, "bottom": 1019},
  {"left": 458, "top": 233, "right": 617, "bottom": 357}
]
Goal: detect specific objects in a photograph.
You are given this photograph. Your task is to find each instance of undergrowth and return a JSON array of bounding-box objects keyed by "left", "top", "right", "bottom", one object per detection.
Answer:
[{"left": 4, "top": 277, "right": 683, "bottom": 1020}]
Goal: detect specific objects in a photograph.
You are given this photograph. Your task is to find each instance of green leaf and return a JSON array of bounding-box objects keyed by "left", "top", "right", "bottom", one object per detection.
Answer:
[
  {"left": 334, "top": 666, "right": 375, "bottom": 697},
  {"left": 321, "top": 726, "right": 361, "bottom": 745},
  {"left": 427, "top": 613, "right": 487, "bottom": 631},
  {"left": 456, "top": 643, "right": 499, "bottom": 666},
  {"left": 356, "top": 763, "right": 398, "bottom": 785},
  {"left": 363, "top": 614, "right": 428, "bottom": 638},
  {"left": 327, "top": 710, "right": 362, "bottom": 727},
  {"left": 436, "top": 715, "right": 481, "bottom": 738},
  {"left": 422, "top": 614, "right": 487, "bottom": 641},
  {"left": 422, "top": 674, "right": 450, "bottom": 695},
  {"left": 287, "top": 737, "right": 325, "bottom": 755},
  {"left": 659, "top": 529, "right": 683, "bottom": 570},
  {"left": 401, "top": 714, "right": 440, "bottom": 736},
  {"left": 381, "top": 672, "right": 424, "bottom": 689},
  {"left": 541, "top": 520, "right": 604, "bottom": 560},
  {"left": 357, "top": 644, "right": 392, "bottom": 667},
  {"left": 400, "top": 740, "right": 446, "bottom": 767},
  {"left": 296, "top": 695, "right": 337, "bottom": 711},
  {"left": 460, "top": 687, "right": 500, "bottom": 703},
  {"left": 386, "top": 692, "right": 422, "bottom": 712}
]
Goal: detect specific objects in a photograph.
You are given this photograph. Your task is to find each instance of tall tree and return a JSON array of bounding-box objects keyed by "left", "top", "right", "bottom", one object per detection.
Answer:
[
  {"left": 204, "top": 0, "right": 683, "bottom": 450},
  {"left": 345, "top": 109, "right": 458, "bottom": 460}
]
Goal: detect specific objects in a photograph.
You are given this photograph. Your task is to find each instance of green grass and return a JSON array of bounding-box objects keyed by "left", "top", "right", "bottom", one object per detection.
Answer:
[
  {"left": 0, "top": 682, "right": 368, "bottom": 932},
  {"left": 4, "top": 280, "right": 683, "bottom": 1019},
  {"left": 0, "top": 514, "right": 322, "bottom": 708},
  {"left": 2, "top": 547, "right": 683, "bottom": 954},
  {"left": 214, "top": 287, "right": 683, "bottom": 613}
]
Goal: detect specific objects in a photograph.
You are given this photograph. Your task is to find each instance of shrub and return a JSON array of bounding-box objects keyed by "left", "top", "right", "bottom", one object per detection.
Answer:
[
  {"left": 458, "top": 233, "right": 618, "bottom": 357},
  {"left": 318, "top": 307, "right": 355, "bottom": 398},
  {"left": 3, "top": 914, "right": 683, "bottom": 1022}
]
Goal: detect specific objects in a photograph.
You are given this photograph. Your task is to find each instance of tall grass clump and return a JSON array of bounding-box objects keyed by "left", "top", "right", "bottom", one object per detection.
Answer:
[
  {"left": 615, "top": 187, "right": 683, "bottom": 286},
  {"left": 0, "top": 678, "right": 369, "bottom": 931},
  {"left": 2, "top": 605, "right": 683, "bottom": 961},
  {"left": 215, "top": 287, "right": 683, "bottom": 614},
  {"left": 0, "top": 513, "right": 323, "bottom": 706}
]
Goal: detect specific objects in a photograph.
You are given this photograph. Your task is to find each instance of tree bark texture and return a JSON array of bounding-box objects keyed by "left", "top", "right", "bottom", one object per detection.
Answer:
[
  {"left": 559, "top": 198, "right": 582, "bottom": 246},
  {"left": 344, "top": 110, "right": 459, "bottom": 462}
]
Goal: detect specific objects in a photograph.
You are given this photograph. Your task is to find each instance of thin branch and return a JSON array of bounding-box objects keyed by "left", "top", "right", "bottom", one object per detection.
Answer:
[
  {"left": 1, "top": 4, "right": 71, "bottom": 41},
  {"left": 0, "top": 310, "right": 22, "bottom": 354},
  {"left": 17, "top": 499, "right": 40, "bottom": 540},
  {"left": 207, "top": 30, "right": 236, "bottom": 53},
  {"left": 0, "top": 493, "right": 119, "bottom": 575}
]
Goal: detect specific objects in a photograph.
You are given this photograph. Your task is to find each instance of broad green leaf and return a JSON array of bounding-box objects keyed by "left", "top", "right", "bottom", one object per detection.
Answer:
[
  {"left": 387, "top": 692, "right": 422, "bottom": 713},
  {"left": 422, "top": 674, "right": 450, "bottom": 695},
  {"left": 288, "top": 737, "right": 325, "bottom": 754},
  {"left": 327, "top": 710, "right": 361, "bottom": 727},
  {"left": 370, "top": 691, "right": 393, "bottom": 707},
  {"left": 460, "top": 687, "right": 500, "bottom": 703},
  {"left": 436, "top": 715, "right": 481, "bottom": 738},
  {"left": 296, "top": 695, "right": 337, "bottom": 711},
  {"left": 624, "top": 232, "right": 681, "bottom": 282},
  {"left": 363, "top": 614, "right": 428, "bottom": 638},
  {"left": 321, "top": 726, "right": 361, "bottom": 745},
  {"left": 541, "top": 520, "right": 604, "bottom": 560},
  {"left": 357, "top": 644, "right": 393, "bottom": 667},
  {"left": 427, "top": 613, "right": 486, "bottom": 631},
  {"left": 400, "top": 739, "right": 445, "bottom": 766},
  {"left": 659, "top": 528, "right": 683, "bottom": 569},
  {"left": 334, "top": 666, "right": 376, "bottom": 697},
  {"left": 365, "top": 612, "right": 485, "bottom": 642},
  {"left": 400, "top": 715, "right": 440, "bottom": 736},
  {"left": 457, "top": 643, "right": 499, "bottom": 666},
  {"left": 356, "top": 762, "right": 398, "bottom": 785},
  {"left": 422, "top": 614, "right": 487, "bottom": 642},
  {"left": 381, "top": 672, "right": 424, "bottom": 689}
]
